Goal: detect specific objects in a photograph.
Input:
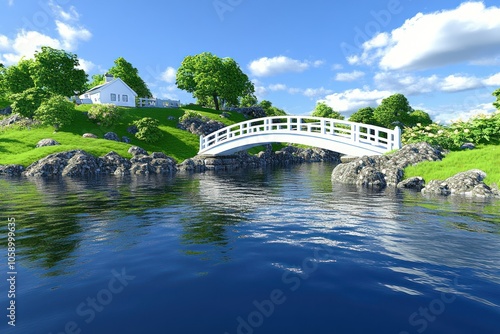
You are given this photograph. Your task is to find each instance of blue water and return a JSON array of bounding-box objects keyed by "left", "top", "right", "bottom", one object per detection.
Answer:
[{"left": 1, "top": 163, "right": 500, "bottom": 334}]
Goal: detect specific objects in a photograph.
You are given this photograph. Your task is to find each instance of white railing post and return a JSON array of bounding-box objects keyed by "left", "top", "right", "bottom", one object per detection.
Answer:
[
  {"left": 351, "top": 124, "right": 357, "bottom": 143},
  {"left": 393, "top": 126, "right": 402, "bottom": 150},
  {"left": 200, "top": 135, "right": 205, "bottom": 150}
]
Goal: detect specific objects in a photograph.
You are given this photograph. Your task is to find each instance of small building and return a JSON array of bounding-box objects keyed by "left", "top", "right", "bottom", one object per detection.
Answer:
[
  {"left": 137, "top": 97, "right": 181, "bottom": 108},
  {"left": 79, "top": 74, "right": 137, "bottom": 107}
]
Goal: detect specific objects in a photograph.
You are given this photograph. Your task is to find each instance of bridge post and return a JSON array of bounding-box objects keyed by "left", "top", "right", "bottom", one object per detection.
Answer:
[
  {"left": 351, "top": 124, "right": 357, "bottom": 143},
  {"left": 393, "top": 126, "right": 402, "bottom": 150}
]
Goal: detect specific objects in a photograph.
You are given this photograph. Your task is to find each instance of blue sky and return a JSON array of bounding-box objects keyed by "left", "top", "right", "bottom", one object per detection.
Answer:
[{"left": 1, "top": 0, "right": 500, "bottom": 123}]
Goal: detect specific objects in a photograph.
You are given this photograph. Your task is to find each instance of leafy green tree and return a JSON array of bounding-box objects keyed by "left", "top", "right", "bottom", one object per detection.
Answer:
[
  {"left": 108, "top": 57, "right": 152, "bottom": 98},
  {"left": 34, "top": 95, "right": 76, "bottom": 130},
  {"left": 87, "top": 104, "right": 121, "bottom": 127},
  {"left": 240, "top": 93, "right": 258, "bottom": 107},
  {"left": 10, "top": 87, "right": 50, "bottom": 118},
  {"left": 373, "top": 93, "right": 413, "bottom": 128},
  {"left": 408, "top": 109, "right": 432, "bottom": 127},
  {"left": 348, "top": 107, "right": 378, "bottom": 125},
  {"left": 84, "top": 74, "right": 105, "bottom": 91},
  {"left": 311, "top": 102, "right": 344, "bottom": 120},
  {"left": 258, "top": 100, "right": 287, "bottom": 116},
  {"left": 0, "top": 63, "right": 8, "bottom": 107},
  {"left": 176, "top": 52, "right": 254, "bottom": 110},
  {"left": 3, "top": 58, "right": 35, "bottom": 95},
  {"left": 493, "top": 88, "right": 500, "bottom": 111},
  {"left": 31, "top": 46, "right": 87, "bottom": 97}
]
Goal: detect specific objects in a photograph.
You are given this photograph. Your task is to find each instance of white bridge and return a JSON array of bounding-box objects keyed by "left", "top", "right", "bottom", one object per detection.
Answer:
[{"left": 198, "top": 116, "right": 402, "bottom": 156}]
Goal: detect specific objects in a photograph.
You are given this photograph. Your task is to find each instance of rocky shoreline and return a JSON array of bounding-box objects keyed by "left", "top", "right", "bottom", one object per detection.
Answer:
[
  {"left": 0, "top": 145, "right": 341, "bottom": 177},
  {"left": 331, "top": 142, "right": 499, "bottom": 199}
]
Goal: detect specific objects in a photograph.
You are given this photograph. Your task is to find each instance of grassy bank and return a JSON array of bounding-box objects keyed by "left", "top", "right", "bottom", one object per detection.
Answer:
[
  {"left": 0, "top": 105, "right": 249, "bottom": 166},
  {"left": 404, "top": 144, "right": 500, "bottom": 186}
]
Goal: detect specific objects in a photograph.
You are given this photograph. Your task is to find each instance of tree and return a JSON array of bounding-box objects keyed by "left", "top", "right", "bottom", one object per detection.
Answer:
[
  {"left": 3, "top": 58, "right": 35, "bottom": 95},
  {"left": 31, "top": 46, "right": 87, "bottom": 97},
  {"left": 84, "top": 74, "right": 105, "bottom": 91},
  {"left": 108, "top": 57, "right": 152, "bottom": 98},
  {"left": 348, "top": 107, "right": 378, "bottom": 125},
  {"left": 373, "top": 93, "right": 413, "bottom": 128},
  {"left": 408, "top": 110, "right": 432, "bottom": 127},
  {"left": 311, "top": 102, "right": 344, "bottom": 120},
  {"left": 10, "top": 87, "right": 50, "bottom": 118},
  {"left": 493, "top": 88, "right": 500, "bottom": 111},
  {"left": 176, "top": 52, "right": 254, "bottom": 110},
  {"left": 34, "top": 95, "right": 76, "bottom": 130},
  {"left": 258, "top": 100, "right": 287, "bottom": 116},
  {"left": 240, "top": 93, "right": 258, "bottom": 107}
]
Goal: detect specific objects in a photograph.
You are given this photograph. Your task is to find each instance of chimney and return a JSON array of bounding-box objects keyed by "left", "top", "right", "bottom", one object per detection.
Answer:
[{"left": 104, "top": 73, "right": 114, "bottom": 83}]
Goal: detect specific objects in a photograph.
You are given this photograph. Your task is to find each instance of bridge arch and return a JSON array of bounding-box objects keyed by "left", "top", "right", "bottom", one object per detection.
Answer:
[{"left": 198, "top": 116, "right": 401, "bottom": 156}]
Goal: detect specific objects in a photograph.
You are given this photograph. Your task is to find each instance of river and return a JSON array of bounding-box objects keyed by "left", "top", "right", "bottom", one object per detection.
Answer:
[{"left": 1, "top": 163, "right": 499, "bottom": 334}]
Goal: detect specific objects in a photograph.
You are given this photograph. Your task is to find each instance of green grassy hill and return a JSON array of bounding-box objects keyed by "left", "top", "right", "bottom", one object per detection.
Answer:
[{"left": 0, "top": 104, "right": 248, "bottom": 166}]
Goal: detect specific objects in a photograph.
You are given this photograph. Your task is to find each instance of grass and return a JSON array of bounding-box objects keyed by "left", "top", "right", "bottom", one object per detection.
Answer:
[
  {"left": 404, "top": 144, "right": 500, "bottom": 186},
  {"left": 0, "top": 104, "right": 252, "bottom": 166}
]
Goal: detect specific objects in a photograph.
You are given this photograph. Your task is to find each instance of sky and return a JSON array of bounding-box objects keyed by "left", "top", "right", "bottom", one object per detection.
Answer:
[{"left": 1, "top": 0, "right": 500, "bottom": 123}]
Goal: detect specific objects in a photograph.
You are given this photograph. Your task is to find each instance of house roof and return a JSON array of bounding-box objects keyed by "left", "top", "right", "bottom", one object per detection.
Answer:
[{"left": 83, "top": 78, "right": 137, "bottom": 96}]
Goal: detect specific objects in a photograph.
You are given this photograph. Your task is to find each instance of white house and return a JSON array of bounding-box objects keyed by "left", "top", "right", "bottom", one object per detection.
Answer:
[{"left": 79, "top": 74, "right": 137, "bottom": 107}]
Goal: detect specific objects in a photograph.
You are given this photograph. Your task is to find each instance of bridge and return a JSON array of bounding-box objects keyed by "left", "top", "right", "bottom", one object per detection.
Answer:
[{"left": 198, "top": 116, "right": 402, "bottom": 156}]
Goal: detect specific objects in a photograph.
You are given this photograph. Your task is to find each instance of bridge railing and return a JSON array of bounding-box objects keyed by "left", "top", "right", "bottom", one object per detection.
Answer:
[{"left": 199, "top": 116, "right": 401, "bottom": 154}]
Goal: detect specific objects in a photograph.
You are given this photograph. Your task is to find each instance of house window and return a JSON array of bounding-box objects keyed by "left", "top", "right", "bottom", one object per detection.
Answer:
[
  {"left": 110, "top": 93, "right": 116, "bottom": 101},
  {"left": 122, "top": 95, "right": 128, "bottom": 102},
  {"left": 118, "top": 94, "right": 121, "bottom": 102}
]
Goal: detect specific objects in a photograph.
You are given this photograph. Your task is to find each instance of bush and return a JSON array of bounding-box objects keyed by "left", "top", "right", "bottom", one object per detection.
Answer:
[
  {"left": 10, "top": 87, "right": 50, "bottom": 118},
  {"left": 133, "top": 117, "right": 163, "bottom": 143},
  {"left": 34, "top": 95, "right": 76, "bottom": 130},
  {"left": 87, "top": 104, "right": 121, "bottom": 127},
  {"left": 179, "top": 110, "right": 203, "bottom": 123},
  {"left": 402, "top": 123, "right": 457, "bottom": 149}
]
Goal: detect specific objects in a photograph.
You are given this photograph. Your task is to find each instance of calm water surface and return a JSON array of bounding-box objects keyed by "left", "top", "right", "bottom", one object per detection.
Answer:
[{"left": 1, "top": 163, "right": 500, "bottom": 334}]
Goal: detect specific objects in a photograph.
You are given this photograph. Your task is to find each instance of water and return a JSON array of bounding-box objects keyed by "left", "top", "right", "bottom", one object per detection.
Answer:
[{"left": 1, "top": 163, "right": 499, "bottom": 334}]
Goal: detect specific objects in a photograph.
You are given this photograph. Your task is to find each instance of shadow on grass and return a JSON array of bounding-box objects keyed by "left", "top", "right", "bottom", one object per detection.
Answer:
[{"left": 0, "top": 137, "right": 23, "bottom": 153}]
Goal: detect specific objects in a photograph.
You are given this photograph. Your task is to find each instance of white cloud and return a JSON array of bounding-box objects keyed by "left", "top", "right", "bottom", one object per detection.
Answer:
[
  {"left": 350, "top": 2, "right": 500, "bottom": 71},
  {"left": 440, "top": 75, "right": 482, "bottom": 92},
  {"left": 268, "top": 83, "right": 287, "bottom": 91},
  {"left": 0, "top": 30, "right": 61, "bottom": 64},
  {"left": 0, "top": 35, "right": 10, "bottom": 50},
  {"left": 374, "top": 72, "right": 440, "bottom": 95},
  {"left": 303, "top": 87, "right": 334, "bottom": 98},
  {"left": 49, "top": 0, "right": 80, "bottom": 21},
  {"left": 248, "top": 56, "right": 317, "bottom": 77},
  {"left": 483, "top": 72, "right": 500, "bottom": 86},
  {"left": 320, "top": 88, "right": 393, "bottom": 113},
  {"left": 160, "top": 67, "right": 177, "bottom": 83},
  {"left": 77, "top": 58, "right": 95, "bottom": 73},
  {"left": 434, "top": 102, "right": 497, "bottom": 124},
  {"left": 56, "top": 21, "right": 91, "bottom": 51},
  {"left": 331, "top": 63, "right": 343, "bottom": 70},
  {"left": 335, "top": 70, "right": 365, "bottom": 82}
]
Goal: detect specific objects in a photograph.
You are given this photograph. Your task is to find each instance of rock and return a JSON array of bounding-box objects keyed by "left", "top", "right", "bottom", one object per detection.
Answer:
[
  {"left": 128, "top": 146, "right": 148, "bottom": 156},
  {"left": 167, "top": 116, "right": 176, "bottom": 121},
  {"left": 99, "top": 151, "right": 131, "bottom": 175},
  {"left": 422, "top": 169, "right": 498, "bottom": 198},
  {"left": 0, "top": 165, "right": 24, "bottom": 177},
  {"left": 104, "top": 132, "right": 120, "bottom": 142},
  {"left": 127, "top": 125, "right": 138, "bottom": 135},
  {"left": 36, "top": 138, "right": 60, "bottom": 148},
  {"left": 460, "top": 143, "right": 475, "bottom": 150},
  {"left": 227, "top": 107, "right": 266, "bottom": 119},
  {"left": 151, "top": 152, "right": 168, "bottom": 159},
  {"left": 122, "top": 136, "right": 131, "bottom": 143},
  {"left": 332, "top": 142, "right": 444, "bottom": 188},
  {"left": 397, "top": 177, "right": 425, "bottom": 191},
  {"left": 220, "top": 112, "right": 230, "bottom": 119},
  {"left": 0, "top": 106, "right": 12, "bottom": 115},
  {"left": 341, "top": 155, "right": 359, "bottom": 163},
  {"left": 82, "top": 133, "right": 98, "bottom": 138},
  {"left": 177, "top": 158, "right": 206, "bottom": 172},
  {"left": 24, "top": 150, "right": 80, "bottom": 177},
  {"left": 62, "top": 151, "right": 100, "bottom": 177},
  {"left": 178, "top": 117, "right": 226, "bottom": 136},
  {"left": 0, "top": 113, "right": 22, "bottom": 127}
]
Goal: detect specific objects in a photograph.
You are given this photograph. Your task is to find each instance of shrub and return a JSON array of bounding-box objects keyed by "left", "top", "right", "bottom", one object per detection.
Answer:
[
  {"left": 133, "top": 117, "right": 163, "bottom": 143},
  {"left": 87, "top": 104, "right": 121, "bottom": 127},
  {"left": 10, "top": 87, "right": 50, "bottom": 118},
  {"left": 179, "top": 110, "right": 203, "bottom": 122},
  {"left": 34, "top": 95, "right": 76, "bottom": 130},
  {"left": 402, "top": 123, "right": 457, "bottom": 149}
]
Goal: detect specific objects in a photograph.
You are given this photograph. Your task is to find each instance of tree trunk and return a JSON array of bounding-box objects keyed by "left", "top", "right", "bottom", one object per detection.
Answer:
[{"left": 213, "top": 94, "right": 219, "bottom": 110}]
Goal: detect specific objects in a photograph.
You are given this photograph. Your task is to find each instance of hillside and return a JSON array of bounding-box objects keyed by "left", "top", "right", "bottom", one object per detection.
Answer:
[{"left": 0, "top": 105, "right": 248, "bottom": 167}]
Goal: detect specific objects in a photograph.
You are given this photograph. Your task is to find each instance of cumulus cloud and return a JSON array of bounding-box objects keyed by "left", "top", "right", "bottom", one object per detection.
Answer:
[
  {"left": 56, "top": 21, "right": 91, "bottom": 51},
  {"left": 268, "top": 83, "right": 287, "bottom": 91},
  {"left": 349, "top": 2, "right": 500, "bottom": 71},
  {"left": 160, "top": 67, "right": 177, "bottom": 83},
  {"left": 335, "top": 70, "right": 365, "bottom": 82},
  {"left": 248, "top": 56, "right": 320, "bottom": 77},
  {"left": 303, "top": 87, "right": 334, "bottom": 98},
  {"left": 77, "top": 58, "right": 95, "bottom": 73},
  {"left": 320, "top": 88, "right": 393, "bottom": 113},
  {"left": 483, "top": 72, "right": 500, "bottom": 86},
  {"left": 50, "top": 0, "right": 80, "bottom": 21}
]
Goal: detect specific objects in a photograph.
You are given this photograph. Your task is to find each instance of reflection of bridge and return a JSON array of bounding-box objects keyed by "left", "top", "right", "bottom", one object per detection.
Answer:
[{"left": 198, "top": 116, "right": 402, "bottom": 156}]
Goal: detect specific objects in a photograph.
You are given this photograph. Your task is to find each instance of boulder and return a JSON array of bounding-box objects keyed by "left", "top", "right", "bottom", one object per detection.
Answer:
[
  {"left": 82, "top": 133, "right": 98, "bottom": 139},
  {"left": 62, "top": 151, "right": 100, "bottom": 177},
  {"left": 0, "top": 106, "right": 12, "bottom": 115},
  {"left": 128, "top": 146, "right": 148, "bottom": 156},
  {"left": 127, "top": 125, "right": 138, "bottom": 135},
  {"left": 24, "top": 150, "right": 80, "bottom": 177},
  {"left": 104, "top": 132, "right": 120, "bottom": 142},
  {"left": 422, "top": 170, "right": 498, "bottom": 198},
  {"left": 397, "top": 176, "right": 425, "bottom": 191},
  {"left": 99, "top": 151, "right": 131, "bottom": 175},
  {"left": 36, "top": 138, "right": 60, "bottom": 148},
  {"left": 0, "top": 165, "right": 24, "bottom": 177},
  {"left": 0, "top": 113, "right": 22, "bottom": 127},
  {"left": 460, "top": 143, "right": 475, "bottom": 150},
  {"left": 122, "top": 136, "right": 131, "bottom": 143}
]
